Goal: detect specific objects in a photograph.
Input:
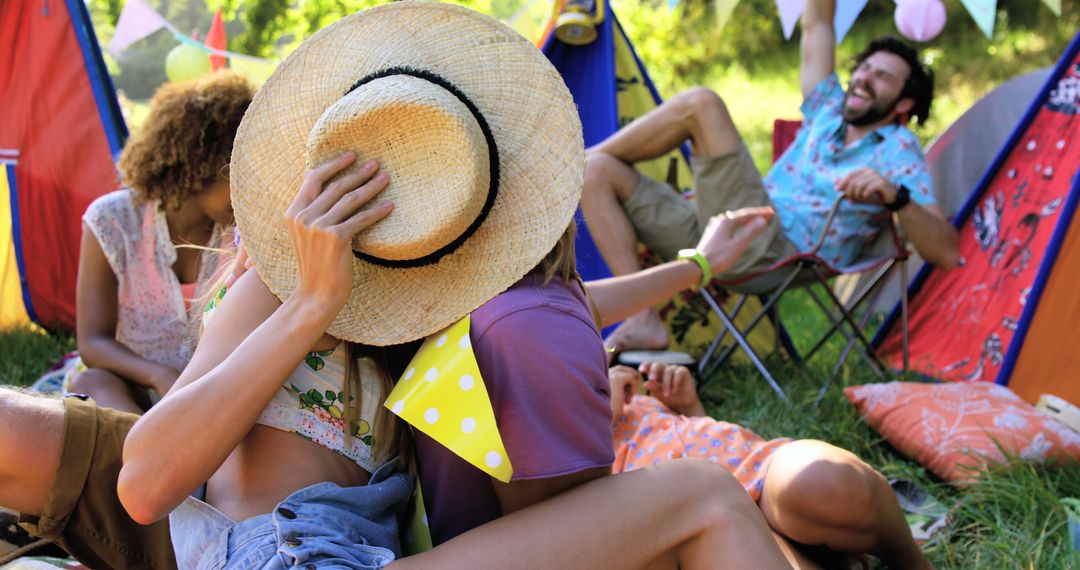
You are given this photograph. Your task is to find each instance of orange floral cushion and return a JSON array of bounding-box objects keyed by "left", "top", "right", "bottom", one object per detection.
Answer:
[{"left": 844, "top": 381, "right": 1080, "bottom": 483}]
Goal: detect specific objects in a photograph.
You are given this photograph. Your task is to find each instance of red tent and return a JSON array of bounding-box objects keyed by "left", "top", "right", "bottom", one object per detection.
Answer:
[
  {"left": 0, "top": 0, "right": 126, "bottom": 329},
  {"left": 876, "top": 31, "right": 1080, "bottom": 405}
]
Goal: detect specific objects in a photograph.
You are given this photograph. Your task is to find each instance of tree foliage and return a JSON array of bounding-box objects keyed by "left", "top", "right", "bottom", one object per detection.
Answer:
[
  {"left": 614, "top": 0, "right": 1077, "bottom": 94},
  {"left": 90, "top": 0, "right": 1076, "bottom": 117}
]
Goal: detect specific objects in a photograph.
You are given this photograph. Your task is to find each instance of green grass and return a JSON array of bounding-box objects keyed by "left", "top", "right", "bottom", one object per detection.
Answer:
[
  {"left": 0, "top": 326, "right": 75, "bottom": 388},
  {"left": 701, "top": 288, "right": 1080, "bottom": 569}
]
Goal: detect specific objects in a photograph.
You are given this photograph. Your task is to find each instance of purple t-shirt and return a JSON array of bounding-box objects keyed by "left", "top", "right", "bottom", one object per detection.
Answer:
[{"left": 414, "top": 273, "right": 614, "bottom": 545}]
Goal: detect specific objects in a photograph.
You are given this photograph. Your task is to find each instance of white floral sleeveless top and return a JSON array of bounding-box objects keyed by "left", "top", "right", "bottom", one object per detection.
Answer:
[
  {"left": 255, "top": 345, "right": 385, "bottom": 473},
  {"left": 82, "top": 190, "right": 226, "bottom": 372}
]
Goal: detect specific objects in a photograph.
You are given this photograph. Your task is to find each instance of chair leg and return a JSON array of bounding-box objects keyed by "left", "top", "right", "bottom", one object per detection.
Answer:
[
  {"left": 699, "top": 266, "right": 801, "bottom": 378},
  {"left": 768, "top": 296, "right": 803, "bottom": 365},
  {"left": 698, "top": 320, "right": 730, "bottom": 379},
  {"left": 806, "top": 265, "right": 887, "bottom": 374},
  {"left": 698, "top": 291, "right": 761, "bottom": 378},
  {"left": 901, "top": 259, "right": 910, "bottom": 373},
  {"left": 711, "top": 292, "right": 783, "bottom": 370},
  {"left": 810, "top": 290, "right": 884, "bottom": 377},
  {"left": 833, "top": 262, "right": 898, "bottom": 374},
  {"left": 819, "top": 279, "right": 891, "bottom": 407},
  {"left": 711, "top": 268, "right": 803, "bottom": 366},
  {"left": 800, "top": 275, "right": 883, "bottom": 377},
  {"left": 701, "top": 292, "right": 789, "bottom": 401}
]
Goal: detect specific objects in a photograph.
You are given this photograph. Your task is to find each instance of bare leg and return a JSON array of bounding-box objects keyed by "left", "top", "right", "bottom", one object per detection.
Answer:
[
  {"left": 0, "top": 389, "right": 64, "bottom": 516},
  {"left": 391, "top": 459, "right": 791, "bottom": 570},
  {"left": 581, "top": 154, "right": 669, "bottom": 351},
  {"left": 591, "top": 87, "right": 743, "bottom": 162},
  {"left": 581, "top": 88, "right": 745, "bottom": 352},
  {"left": 66, "top": 368, "right": 145, "bottom": 414},
  {"left": 770, "top": 530, "right": 825, "bottom": 570},
  {"left": 759, "top": 440, "right": 933, "bottom": 570}
]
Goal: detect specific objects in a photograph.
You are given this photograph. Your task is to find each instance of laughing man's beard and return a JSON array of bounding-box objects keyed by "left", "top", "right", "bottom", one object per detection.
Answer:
[{"left": 843, "top": 91, "right": 901, "bottom": 127}]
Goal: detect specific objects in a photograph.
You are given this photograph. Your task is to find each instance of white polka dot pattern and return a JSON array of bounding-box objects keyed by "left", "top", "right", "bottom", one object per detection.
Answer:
[{"left": 384, "top": 315, "right": 513, "bottom": 482}]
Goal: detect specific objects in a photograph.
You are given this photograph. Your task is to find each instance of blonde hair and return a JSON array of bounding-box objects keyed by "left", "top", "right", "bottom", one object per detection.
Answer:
[
  {"left": 344, "top": 343, "right": 417, "bottom": 472},
  {"left": 533, "top": 221, "right": 579, "bottom": 286}
]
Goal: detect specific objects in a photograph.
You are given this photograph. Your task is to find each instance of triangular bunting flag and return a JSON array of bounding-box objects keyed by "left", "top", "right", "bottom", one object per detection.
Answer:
[
  {"left": 108, "top": 0, "right": 167, "bottom": 54},
  {"left": 833, "top": 0, "right": 868, "bottom": 44},
  {"left": 506, "top": 0, "right": 553, "bottom": 45},
  {"left": 715, "top": 0, "right": 739, "bottom": 33},
  {"left": 384, "top": 316, "right": 513, "bottom": 483},
  {"left": 1042, "top": 0, "right": 1061, "bottom": 17},
  {"left": 205, "top": 9, "right": 227, "bottom": 72},
  {"left": 960, "top": 0, "right": 997, "bottom": 39},
  {"left": 776, "top": 0, "right": 805, "bottom": 40}
]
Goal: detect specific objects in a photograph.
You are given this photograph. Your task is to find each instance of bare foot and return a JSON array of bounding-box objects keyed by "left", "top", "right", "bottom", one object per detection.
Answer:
[{"left": 604, "top": 309, "right": 670, "bottom": 352}]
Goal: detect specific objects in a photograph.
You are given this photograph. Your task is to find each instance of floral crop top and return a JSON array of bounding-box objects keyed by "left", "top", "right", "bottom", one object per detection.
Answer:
[{"left": 255, "top": 345, "right": 385, "bottom": 473}]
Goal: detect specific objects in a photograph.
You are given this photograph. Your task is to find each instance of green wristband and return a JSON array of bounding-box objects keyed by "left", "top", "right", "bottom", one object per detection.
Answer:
[{"left": 677, "top": 248, "right": 712, "bottom": 290}]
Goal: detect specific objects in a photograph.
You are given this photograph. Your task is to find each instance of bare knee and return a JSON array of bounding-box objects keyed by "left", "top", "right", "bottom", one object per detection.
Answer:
[
  {"left": 666, "top": 459, "right": 762, "bottom": 527},
  {"left": 670, "top": 87, "right": 729, "bottom": 129},
  {"left": 769, "top": 441, "right": 885, "bottom": 531},
  {"left": 583, "top": 151, "right": 640, "bottom": 202}
]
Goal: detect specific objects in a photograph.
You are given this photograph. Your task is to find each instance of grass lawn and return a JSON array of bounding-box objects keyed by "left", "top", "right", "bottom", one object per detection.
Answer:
[
  {"left": 704, "top": 288, "right": 1080, "bottom": 568},
  {"left": 0, "top": 325, "right": 74, "bottom": 388},
  {"left": 4, "top": 295, "right": 1080, "bottom": 568}
]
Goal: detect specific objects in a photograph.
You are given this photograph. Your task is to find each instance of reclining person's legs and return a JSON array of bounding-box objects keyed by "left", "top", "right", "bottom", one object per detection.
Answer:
[
  {"left": 759, "top": 440, "right": 932, "bottom": 570},
  {"left": 581, "top": 88, "right": 745, "bottom": 281},
  {"left": 589, "top": 87, "right": 743, "bottom": 162},
  {"left": 581, "top": 87, "right": 789, "bottom": 351}
]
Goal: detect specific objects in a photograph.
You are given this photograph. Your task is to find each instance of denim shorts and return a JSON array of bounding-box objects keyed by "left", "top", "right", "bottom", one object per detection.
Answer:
[{"left": 169, "top": 459, "right": 413, "bottom": 569}]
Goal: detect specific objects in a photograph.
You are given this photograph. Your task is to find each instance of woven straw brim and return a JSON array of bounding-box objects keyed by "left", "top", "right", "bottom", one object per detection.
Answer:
[{"left": 232, "top": 2, "right": 584, "bottom": 346}]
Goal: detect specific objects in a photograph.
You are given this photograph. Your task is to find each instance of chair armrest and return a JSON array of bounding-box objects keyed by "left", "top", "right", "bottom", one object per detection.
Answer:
[
  {"left": 808, "top": 195, "right": 909, "bottom": 261},
  {"left": 808, "top": 195, "right": 847, "bottom": 254}
]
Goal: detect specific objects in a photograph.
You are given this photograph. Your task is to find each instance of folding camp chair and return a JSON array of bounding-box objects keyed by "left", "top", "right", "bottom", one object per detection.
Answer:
[{"left": 696, "top": 196, "right": 911, "bottom": 402}]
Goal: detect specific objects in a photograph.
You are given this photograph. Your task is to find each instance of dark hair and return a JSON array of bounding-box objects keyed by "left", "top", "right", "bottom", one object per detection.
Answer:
[
  {"left": 119, "top": 71, "right": 254, "bottom": 210},
  {"left": 852, "top": 36, "right": 934, "bottom": 126}
]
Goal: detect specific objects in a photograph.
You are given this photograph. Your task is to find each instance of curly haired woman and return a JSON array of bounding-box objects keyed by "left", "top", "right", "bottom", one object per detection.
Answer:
[{"left": 66, "top": 72, "right": 254, "bottom": 413}]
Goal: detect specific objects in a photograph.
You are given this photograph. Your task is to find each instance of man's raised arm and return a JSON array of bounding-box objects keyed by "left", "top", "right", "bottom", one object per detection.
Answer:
[{"left": 800, "top": 0, "right": 836, "bottom": 98}]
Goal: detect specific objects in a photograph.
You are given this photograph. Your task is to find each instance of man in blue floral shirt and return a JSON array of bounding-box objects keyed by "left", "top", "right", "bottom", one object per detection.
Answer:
[{"left": 581, "top": 0, "right": 959, "bottom": 351}]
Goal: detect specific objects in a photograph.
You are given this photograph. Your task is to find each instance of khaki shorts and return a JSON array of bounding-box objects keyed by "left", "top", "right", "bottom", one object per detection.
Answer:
[
  {"left": 622, "top": 143, "right": 797, "bottom": 281},
  {"left": 18, "top": 396, "right": 176, "bottom": 569}
]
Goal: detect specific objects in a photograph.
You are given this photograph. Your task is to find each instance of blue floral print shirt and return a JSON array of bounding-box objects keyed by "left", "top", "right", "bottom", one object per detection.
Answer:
[{"left": 764, "top": 74, "right": 935, "bottom": 267}]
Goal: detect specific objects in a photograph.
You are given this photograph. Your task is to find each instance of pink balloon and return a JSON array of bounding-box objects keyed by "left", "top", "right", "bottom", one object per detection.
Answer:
[{"left": 894, "top": 0, "right": 947, "bottom": 42}]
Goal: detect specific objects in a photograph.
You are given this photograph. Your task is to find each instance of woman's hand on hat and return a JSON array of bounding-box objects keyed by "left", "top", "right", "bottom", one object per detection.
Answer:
[
  {"left": 695, "top": 207, "right": 773, "bottom": 275},
  {"left": 284, "top": 151, "right": 393, "bottom": 310}
]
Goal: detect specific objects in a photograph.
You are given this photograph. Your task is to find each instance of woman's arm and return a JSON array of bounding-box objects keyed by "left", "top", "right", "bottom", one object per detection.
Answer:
[
  {"left": 119, "top": 270, "right": 335, "bottom": 523},
  {"left": 587, "top": 208, "right": 771, "bottom": 326},
  {"left": 75, "top": 224, "right": 179, "bottom": 393},
  {"left": 119, "top": 153, "right": 393, "bottom": 523}
]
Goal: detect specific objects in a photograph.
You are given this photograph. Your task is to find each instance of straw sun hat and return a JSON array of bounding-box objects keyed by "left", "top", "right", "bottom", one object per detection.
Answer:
[{"left": 231, "top": 1, "right": 584, "bottom": 346}]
